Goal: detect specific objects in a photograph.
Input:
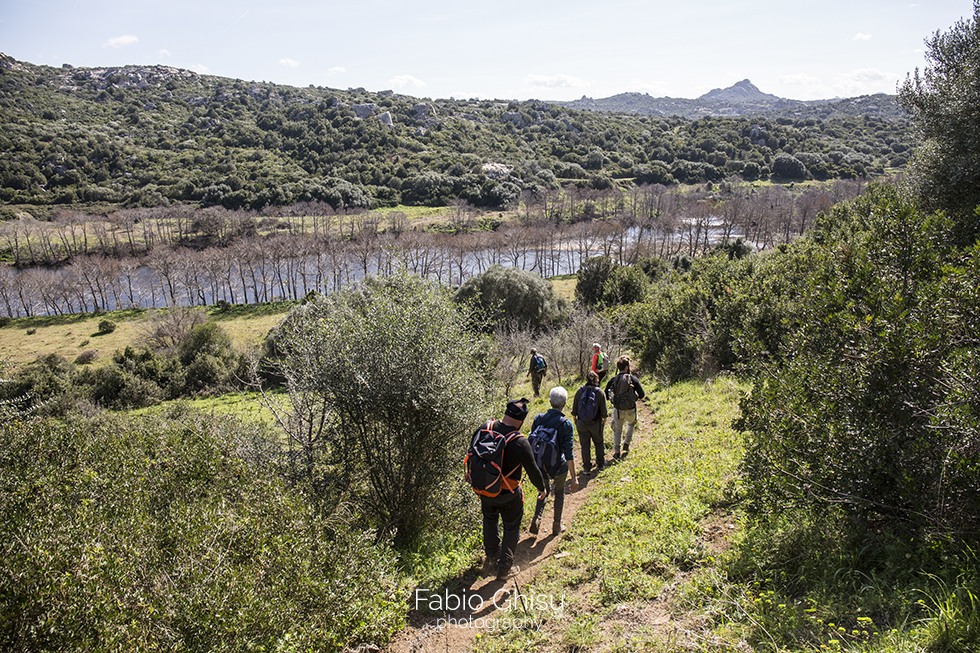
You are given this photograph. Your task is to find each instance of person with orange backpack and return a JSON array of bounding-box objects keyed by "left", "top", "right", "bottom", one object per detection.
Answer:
[{"left": 465, "top": 398, "right": 547, "bottom": 580}]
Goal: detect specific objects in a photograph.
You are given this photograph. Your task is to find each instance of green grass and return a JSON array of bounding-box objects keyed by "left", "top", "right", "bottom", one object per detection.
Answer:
[
  {"left": 476, "top": 377, "right": 746, "bottom": 651},
  {"left": 0, "top": 302, "right": 292, "bottom": 369},
  {"left": 472, "top": 376, "right": 980, "bottom": 652}
]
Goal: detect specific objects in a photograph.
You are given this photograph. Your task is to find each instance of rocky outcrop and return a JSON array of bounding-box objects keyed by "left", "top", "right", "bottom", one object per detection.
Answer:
[{"left": 352, "top": 103, "right": 377, "bottom": 119}]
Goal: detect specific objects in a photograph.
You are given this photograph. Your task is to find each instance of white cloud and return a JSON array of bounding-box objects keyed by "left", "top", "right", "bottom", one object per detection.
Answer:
[
  {"left": 853, "top": 33, "right": 873, "bottom": 41},
  {"left": 779, "top": 73, "right": 822, "bottom": 87},
  {"left": 279, "top": 57, "right": 300, "bottom": 68},
  {"left": 830, "top": 68, "right": 899, "bottom": 96},
  {"left": 327, "top": 66, "right": 346, "bottom": 75},
  {"left": 158, "top": 49, "right": 171, "bottom": 58},
  {"left": 191, "top": 64, "right": 209, "bottom": 74},
  {"left": 523, "top": 74, "right": 585, "bottom": 89},
  {"left": 103, "top": 34, "right": 138, "bottom": 49},
  {"left": 388, "top": 74, "right": 426, "bottom": 89}
]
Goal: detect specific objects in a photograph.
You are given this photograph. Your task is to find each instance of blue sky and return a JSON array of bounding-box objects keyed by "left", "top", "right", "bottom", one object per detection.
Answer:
[{"left": 0, "top": 0, "right": 972, "bottom": 102}]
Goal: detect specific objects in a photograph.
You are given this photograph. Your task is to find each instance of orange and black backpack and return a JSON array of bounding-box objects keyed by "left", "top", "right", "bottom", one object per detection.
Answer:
[{"left": 465, "top": 420, "right": 524, "bottom": 497}]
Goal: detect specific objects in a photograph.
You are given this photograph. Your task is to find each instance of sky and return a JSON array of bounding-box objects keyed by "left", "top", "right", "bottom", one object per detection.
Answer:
[{"left": 0, "top": 0, "right": 973, "bottom": 102}]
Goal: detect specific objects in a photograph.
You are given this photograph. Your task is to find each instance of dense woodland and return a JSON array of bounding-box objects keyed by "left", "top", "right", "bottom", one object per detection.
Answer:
[{"left": 1, "top": 53, "right": 912, "bottom": 216}]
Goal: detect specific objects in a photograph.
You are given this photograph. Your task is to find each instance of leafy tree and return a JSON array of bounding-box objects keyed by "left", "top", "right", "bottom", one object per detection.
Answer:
[
  {"left": 603, "top": 264, "right": 649, "bottom": 306},
  {"left": 898, "top": 1, "right": 980, "bottom": 242},
  {"left": 771, "top": 153, "right": 806, "bottom": 180},
  {"left": 268, "top": 273, "right": 489, "bottom": 544},
  {"left": 736, "top": 184, "right": 980, "bottom": 537},
  {"left": 575, "top": 256, "right": 617, "bottom": 307},
  {"left": 455, "top": 264, "right": 570, "bottom": 332}
]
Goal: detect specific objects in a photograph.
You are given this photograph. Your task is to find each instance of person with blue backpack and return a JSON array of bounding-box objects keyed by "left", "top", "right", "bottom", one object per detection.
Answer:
[
  {"left": 527, "top": 348, "right": 548, "bottom": 398},
  {"left": 571, "top": 370, "right": 608, "bottom": 476},
  {"left": 465, "top": 398, "right": 547, "bottom": 581},
  {"left": 527, "top": 386, "right": 579, "bottom": 536}
]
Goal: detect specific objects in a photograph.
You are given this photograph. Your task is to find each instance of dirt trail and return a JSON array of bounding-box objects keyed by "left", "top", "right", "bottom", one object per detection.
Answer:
[{"left": 387, "top": 396, "right": 662, "bottom": 653}]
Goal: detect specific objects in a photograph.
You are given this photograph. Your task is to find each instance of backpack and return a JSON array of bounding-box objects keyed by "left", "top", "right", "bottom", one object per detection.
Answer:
[
  {"left": 577, "top": 385, "right": 599, "bottom": 423},
  {"left": 533, "top": 354, "right": 547, "bottom": 372},
  {"left": 593, "top": 352, "right": 606, "bottom": 373},
  {"left": 612, "top": 373, "right": 638, "bottom": 410},
  {"left": 528, "top": 422, "right": 564, "bottom": 478},
  {"left": 464, "top": 420, "right": 523, "bottom": 497}
]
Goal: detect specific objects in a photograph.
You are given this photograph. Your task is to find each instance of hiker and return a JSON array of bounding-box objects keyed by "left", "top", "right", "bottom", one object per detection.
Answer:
[
  {"left": 605, "top": 356, "right": 646, "bottom": 459},
  {"left": 528, "top": 386, "right": 578, "bottom": 536},
  {"left": 590, "top": 342, "right": 608, "bottom": 382},
  {"left": 471, "top": 398, "right": 548, "bottom": 580},
  {"left": 527, "top": 348, "right": 548, "bottom": 398},
  {"left": 571, "top": 370, "right": 608, "bottom": 476}
]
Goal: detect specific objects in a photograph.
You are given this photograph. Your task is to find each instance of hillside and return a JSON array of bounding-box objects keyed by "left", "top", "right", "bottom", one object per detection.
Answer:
[
  {"left": 0, "top": 55, "right": 913, "bottom": 217},
  {"left": 557, "top": 78, "right": 908, "bottom": 121}
]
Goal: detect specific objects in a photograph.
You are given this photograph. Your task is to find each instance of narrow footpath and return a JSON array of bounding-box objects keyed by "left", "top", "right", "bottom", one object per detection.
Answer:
[{"left": 387, "top": 395, "right": 661, "bottom": 653}]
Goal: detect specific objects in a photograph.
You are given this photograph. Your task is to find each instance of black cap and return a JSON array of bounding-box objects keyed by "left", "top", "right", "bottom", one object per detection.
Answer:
[{"left": 504, "top": 398, "right": 529, "bottom": 421}]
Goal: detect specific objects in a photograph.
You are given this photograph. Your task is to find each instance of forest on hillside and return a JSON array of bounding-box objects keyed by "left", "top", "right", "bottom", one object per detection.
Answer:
[{"left": 1, "top": 54, "right": 912, "bottom": 216}]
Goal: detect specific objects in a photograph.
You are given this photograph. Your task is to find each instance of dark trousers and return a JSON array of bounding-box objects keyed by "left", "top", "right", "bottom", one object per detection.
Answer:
[
  {"left": 481, "top": 487, "right": 524, "bottom": 569},
  {"left": 530, "top": 370, "right": 545, "bottom": 397},
  {"left": 577, "top": 419, "right": 605, "bottom": 471},
  {"left": 533, "top": 471, "right": 567, "bottom": 525}
]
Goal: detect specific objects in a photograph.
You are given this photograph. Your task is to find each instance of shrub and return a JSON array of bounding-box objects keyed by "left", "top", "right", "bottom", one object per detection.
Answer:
[
  {"left": 97, "top": 319, "right": 117, "bottom": 334},
  {"left": 736, "top": 185, "right": 980, "bottom": 537},
  {"left": 455, "top": 264, "right": 569, "bottom": 333},
  {"left": 271, "top": 273, "right": 489, "bottom": 545},
  {"left": 74, "top": 350, "right": 99, "bottom": 365},
  {"left": 575, "top": 256, "right": 617, "bottom": 308},
  {"left": 0, "top": 411, "right": 405, "bottom": 651}
]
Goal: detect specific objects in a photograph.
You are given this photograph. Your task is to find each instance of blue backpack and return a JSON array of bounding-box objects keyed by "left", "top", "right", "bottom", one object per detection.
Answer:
[
  {"left": 577, "top": 386, "right": 599, "bottom": 423},
  {"left": 528, "top": 423, "right": 563, "bottom": 478}
]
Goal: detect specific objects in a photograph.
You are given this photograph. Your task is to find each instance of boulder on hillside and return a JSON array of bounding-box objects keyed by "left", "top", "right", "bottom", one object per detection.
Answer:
[{"left": 352, "top": 103, "right": 376, "bottom": 119}]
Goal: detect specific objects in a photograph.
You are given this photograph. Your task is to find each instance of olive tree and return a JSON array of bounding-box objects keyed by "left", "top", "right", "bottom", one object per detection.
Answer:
[
  {"left": 265, "top": 273, "right": 489, "bottom": 544},
  {"left": 898, "top": 0, "right": 980, "bottom": 243}
]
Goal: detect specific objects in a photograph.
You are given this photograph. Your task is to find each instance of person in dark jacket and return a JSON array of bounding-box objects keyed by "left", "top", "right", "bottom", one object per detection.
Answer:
[
  {"left": 527, "top": 348, "right": 548, "bottom": 398},
  {"left": 571, "top": 370, "right": 608, "bottom": 476},
  {"left": 604, "top": 356, "right": 646, "bottom": 459},
  {"left": 528, "top": 386, "right": 578, "bottom": 536},
  {"left": 477, "top": 398, "right": 548, "bottom": 580}
]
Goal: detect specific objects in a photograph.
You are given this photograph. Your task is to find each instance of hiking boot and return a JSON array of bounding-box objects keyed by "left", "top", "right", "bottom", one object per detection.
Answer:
[
  {"left": 613, "top": 452, "right": 621, "bottom": 460},
  {"left": 552, "top": 522, "right": 566, "bottom": 536},
  {"left": 496, "top": 564, "right": 520, "bottom": 581},
  {"left": 529, "top": 518, "right": 540, "bottom": 535},
  {"left": 482, "top": 556, "right": 498, "bottom": 576},
  {"left": 623, "top": 443, "right": 630, "bottom": 453}
]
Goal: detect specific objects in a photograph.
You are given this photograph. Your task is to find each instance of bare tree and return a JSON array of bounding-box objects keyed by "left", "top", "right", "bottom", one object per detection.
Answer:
[{"left": 140, "top": 306, "right": 208, "bottom": 353}]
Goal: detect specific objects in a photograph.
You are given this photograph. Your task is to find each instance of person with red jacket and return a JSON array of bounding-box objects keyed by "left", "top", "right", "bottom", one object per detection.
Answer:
[{"left": 590, "top": 342, "right": 608, "bottom": 382}]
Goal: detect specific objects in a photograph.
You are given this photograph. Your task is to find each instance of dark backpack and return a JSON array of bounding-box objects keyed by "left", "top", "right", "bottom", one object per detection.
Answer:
[
  {"left": 528, "top": 422, "right": 564, "bottom": 478},
  {"left": 533, "top": 354, "right": 547, "bottom": 372},
  {"left": 577, "top": 386, "right": 599, "bottom": 423},
  {"left": 612, "top": 373, "right": 638, "bottom": 410},
  {"left": 464, "top": 420, "right": 523, "bottom": 497}
]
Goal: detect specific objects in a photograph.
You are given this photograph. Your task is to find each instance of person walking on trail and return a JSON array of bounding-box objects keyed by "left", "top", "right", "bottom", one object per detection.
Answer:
[
  {"left": 528, "top": 386, "right": 578, "bottom": 536},
  {"left": 527, "top": 348, "right": 548, "bottom": 398},
  {"left": 590, "top": 343, "right": 609, "bottom": 383},
  {"left": 473, "top": 399, "right": 548, "bottom": 580},
  {"left": 605, "top": 356, "right": 646, "bottom": 460},
  {"left": 571, "top": 370, "right": 608, "bottom": 477}
]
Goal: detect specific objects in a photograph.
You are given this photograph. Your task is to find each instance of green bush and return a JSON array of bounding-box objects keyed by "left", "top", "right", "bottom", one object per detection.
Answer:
[
  {"left": 736, "top": 184, "right": 980, "bottom": 537},
  {"left": 97, "top": 319, "right": 117, "bottom": 334},
  {"left": 0, "top": 411, "right": 405, "bottom": 652},
  {"left": 454, "top": 264, "right": 569, "bottom": 333},
  {"left": 273, "top": 273, "right": 488, "bottom": 545}
]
